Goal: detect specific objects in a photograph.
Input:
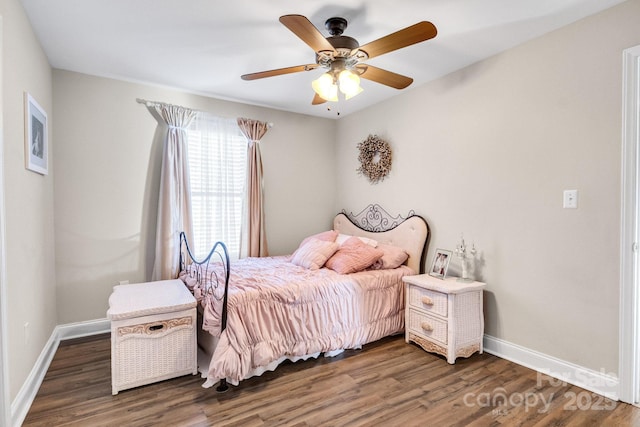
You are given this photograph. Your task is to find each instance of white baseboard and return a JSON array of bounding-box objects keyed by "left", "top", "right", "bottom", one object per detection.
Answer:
[
  {"left": 483, "top": 334, "right": 619, "bottom": 400},
  {"left": 11, "top": 318, "right": 109, "bottom": 427},
  {"left": 10, "top": 330, "right": 58, "bottom": 427},
  {"left": 56, "top": 318, "right": 110, "bottom": 341}
]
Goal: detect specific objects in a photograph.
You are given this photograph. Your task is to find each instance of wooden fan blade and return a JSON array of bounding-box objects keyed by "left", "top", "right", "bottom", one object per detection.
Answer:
[
  {"left": 357, "top": 21, "right": 437, "bottom": 60},
  {"left": 241, "top": 64, "right": 319, "bottom": 81},
  {"left": 312, "top": 93, "right": 327, "bottom": 105},
  {"left": 279, "top": 15, "right": 336, "bottom": 54},
  {"left": 359, "top": 65, "right": 413, "bottom": 89}
]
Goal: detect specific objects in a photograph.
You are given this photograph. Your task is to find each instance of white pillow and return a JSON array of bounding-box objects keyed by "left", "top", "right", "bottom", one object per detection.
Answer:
[{"left": 335, "top": 233, "right": 378, "bottom": 248}]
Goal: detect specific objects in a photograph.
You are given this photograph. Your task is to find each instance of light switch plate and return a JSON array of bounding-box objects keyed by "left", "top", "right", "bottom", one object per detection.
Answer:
[{"left": 563, "top": 190, "right": 578, "bottom": 208}]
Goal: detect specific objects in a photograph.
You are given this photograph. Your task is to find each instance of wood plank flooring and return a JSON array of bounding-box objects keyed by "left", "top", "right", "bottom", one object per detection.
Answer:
[{"left": 22, "top": 333, "right": 640, "bottom": 426}]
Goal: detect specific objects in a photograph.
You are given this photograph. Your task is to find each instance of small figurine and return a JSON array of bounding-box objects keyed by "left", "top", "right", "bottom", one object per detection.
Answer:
[{"left": 454, "top": 234, "right": 477, "bottom": 282}]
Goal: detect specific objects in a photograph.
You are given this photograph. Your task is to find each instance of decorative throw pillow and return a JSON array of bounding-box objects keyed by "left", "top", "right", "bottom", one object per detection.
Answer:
[
  {"left": 290, "top": 238, "right": 339, "bottom": 270},
  {"left": 300, "top": 230, "right": 338, "bottom": 247},
  {"left": 335, "top": 233, "right": 379, "bottom": 248},
  {"left": 369, "top": 243, "right": 409, "bottom": 270},
  {"left": 325, "top": 236, "right": 384, "bottom": 274}
]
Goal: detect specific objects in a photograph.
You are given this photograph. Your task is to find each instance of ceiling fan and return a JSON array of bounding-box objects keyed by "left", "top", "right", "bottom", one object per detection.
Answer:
[{"left": 241, "top": 14, "right": 437, "bottom": 105}]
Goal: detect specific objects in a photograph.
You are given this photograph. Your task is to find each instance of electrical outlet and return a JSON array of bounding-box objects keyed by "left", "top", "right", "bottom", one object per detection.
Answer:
[{"left": 563, "top": 190, "right": 578, "bottom": 209}]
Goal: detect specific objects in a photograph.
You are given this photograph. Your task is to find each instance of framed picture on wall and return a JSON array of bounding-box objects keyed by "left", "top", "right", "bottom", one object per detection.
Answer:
[
  {"left": 24, "top": 92, "right": 48, "bottom": 175},
  {"left": 429, "top": 248, "right": 452, "bottom": 279}
]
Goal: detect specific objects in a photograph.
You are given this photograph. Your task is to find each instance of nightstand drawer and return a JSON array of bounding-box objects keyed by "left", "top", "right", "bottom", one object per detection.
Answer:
[
  {"left": 407, "top": 285, "right": 447, "bottom": 317},
  {"left": 408, "top": 309, "right": 447, "bottom": 345}
]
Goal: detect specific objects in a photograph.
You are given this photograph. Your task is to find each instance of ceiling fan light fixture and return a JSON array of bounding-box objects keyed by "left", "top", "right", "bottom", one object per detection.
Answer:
[
  {"left": 312, "top": 72, "right": 339, "bottom": 102},
  {"left": 338, "top": 69, "right": 363, "bottom": 100}
]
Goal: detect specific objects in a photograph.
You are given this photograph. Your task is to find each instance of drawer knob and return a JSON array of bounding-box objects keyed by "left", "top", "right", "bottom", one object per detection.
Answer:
[
  {"left": 421, "top": 322, "right": 433, "bottom": 332},
  {"left": 421, "top": 296, "right": 434, "bottom": 305}
]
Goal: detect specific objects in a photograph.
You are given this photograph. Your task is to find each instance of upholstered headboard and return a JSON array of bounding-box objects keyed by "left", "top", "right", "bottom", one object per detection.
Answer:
[{"left": 333, "top": 205, "right": 429, "bottom": 274}]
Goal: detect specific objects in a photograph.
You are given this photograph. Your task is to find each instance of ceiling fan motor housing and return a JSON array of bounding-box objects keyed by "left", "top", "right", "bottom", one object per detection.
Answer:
[
  {"left": 324, "top": 17, "right": 359, "bottom": 52},
  {"left": 316, "top": 18, "right": 362, "bottom": 71},
  {"left": 327, "top": 35, "right": 359, "bottom": 51}
]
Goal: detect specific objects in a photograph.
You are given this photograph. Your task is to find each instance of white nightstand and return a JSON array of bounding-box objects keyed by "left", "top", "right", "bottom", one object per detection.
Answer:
[{"left": 403, "top": 274, "right": 486, "bottom": 364}]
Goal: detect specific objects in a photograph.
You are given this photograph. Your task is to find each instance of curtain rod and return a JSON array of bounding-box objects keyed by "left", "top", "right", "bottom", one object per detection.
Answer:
[
  {"left": 136, "top": 98, "right": 191, "bottom": 110},
  {"left": 136, "top": 98, "right": 274, "bottom": 128}
]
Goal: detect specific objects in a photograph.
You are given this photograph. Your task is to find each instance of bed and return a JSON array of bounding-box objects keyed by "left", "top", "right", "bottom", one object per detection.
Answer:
[{"left": 178, "top": 204, "right": 429, "bottom": 391}]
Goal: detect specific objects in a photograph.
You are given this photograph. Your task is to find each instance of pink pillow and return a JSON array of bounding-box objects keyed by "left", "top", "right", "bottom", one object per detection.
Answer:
[
  {"left": 325, "top": 237, "right": 384, "bottom": 274},
  {"left": 369, "top": 243, "right": 409, "bottom": 270},
  {"left": 291, "top": 238, "right": 339, "bottom": 270},
  {"left": 300, "top": 230, "right": 338, "bottom": 247}
]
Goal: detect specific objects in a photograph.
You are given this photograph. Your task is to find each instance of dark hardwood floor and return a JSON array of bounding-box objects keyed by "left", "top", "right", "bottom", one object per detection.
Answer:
[{"left": 22, "top": 333, "right": 640, "bottom": 426}]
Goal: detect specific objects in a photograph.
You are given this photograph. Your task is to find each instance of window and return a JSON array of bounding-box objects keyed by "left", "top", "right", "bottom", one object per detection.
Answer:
[{"left": 187, "top": 113, "right": 246, "bottom": 260}]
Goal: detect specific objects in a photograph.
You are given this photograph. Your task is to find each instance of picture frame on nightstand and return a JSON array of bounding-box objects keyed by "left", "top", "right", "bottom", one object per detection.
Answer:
[{"left": 429, "top": 248, "right": 452, "bottom": 279}]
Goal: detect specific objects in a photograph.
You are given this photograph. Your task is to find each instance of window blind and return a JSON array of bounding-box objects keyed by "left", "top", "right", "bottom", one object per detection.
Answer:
[{"left": 187, "top": 113, "right": 247, "bottom": 260}]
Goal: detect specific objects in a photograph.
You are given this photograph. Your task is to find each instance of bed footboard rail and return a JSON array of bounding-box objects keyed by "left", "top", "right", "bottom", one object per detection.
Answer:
[{"left": 178, "top": 232, "right": 231, "bottom": 392}]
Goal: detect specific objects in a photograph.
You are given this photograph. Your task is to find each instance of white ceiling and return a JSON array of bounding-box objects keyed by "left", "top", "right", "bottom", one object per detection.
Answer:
[{"left": 22, "top": 0, "right": 626, "bottom": 119}]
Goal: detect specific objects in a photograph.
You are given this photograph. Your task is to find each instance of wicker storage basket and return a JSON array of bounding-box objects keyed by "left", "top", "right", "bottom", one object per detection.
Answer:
[{"left": 107, "top": 279, "right": 197, "bottom": 395}]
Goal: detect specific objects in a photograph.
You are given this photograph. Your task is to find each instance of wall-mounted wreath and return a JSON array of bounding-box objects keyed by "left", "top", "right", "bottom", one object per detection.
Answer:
[{"left": 357, "top": 134, "right": 392, "bottom": 184}]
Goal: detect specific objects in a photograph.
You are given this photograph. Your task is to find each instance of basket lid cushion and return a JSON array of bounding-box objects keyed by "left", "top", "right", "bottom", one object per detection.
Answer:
[{"left": 107, "top": 279, "right": 196, "bottom": 320}]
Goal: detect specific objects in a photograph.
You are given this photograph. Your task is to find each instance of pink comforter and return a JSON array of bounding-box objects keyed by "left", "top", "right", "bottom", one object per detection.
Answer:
[{"left": 181, "top": 256, "right": 412, "bottom": 387}]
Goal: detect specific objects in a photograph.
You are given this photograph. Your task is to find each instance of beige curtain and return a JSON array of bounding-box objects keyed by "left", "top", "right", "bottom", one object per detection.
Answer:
[
  {"left": 237, "top": 118, "right": 270, "bottom": 258},
  {"left": 151, "top": 102, "right": 197, "bottom": 280}
]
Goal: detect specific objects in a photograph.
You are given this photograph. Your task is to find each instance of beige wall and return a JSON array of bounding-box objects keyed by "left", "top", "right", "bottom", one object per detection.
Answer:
[
  {"left": 1, "top": 0, "right": 55, "bottom": 400},
  {"left": 335, "top": 0, "right": 640, "bottom": 373},
  {"left": 52, "top": 70, "right": 336, "bottom": 324}
]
